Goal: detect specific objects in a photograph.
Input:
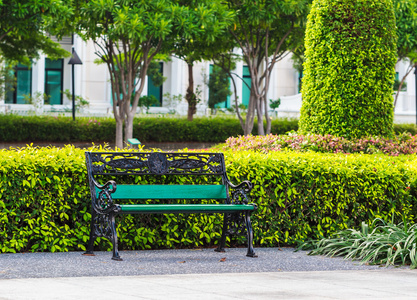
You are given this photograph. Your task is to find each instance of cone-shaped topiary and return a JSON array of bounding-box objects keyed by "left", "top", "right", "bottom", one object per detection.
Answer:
[{"left": 299, "top": 0, "right": 397, "bottom": 139}]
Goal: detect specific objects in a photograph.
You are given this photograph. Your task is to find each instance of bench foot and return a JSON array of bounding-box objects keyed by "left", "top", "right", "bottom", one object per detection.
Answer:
[
  {"left": 246, "top": 252, "right": 258, "bottom": 258},
  {"left": 112, "top": 256, "right": 123, "bottom": 261},
  {"left": 82, "top": 251, "right": 96, "bottom": 256},
  {"left": 244, "top": 212, "right": 257, "bottom": 258},
  {"left": 214, "top": 248, "right": 225, "bottom": 253}
]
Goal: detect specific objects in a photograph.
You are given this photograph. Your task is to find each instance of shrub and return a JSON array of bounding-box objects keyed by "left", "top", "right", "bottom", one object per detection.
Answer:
[
  {"left": 224, "top": 133, "right": 417, "bottom": 156},
  {"left": 0, "top": 114, "right": 299, "bottom": 143},
  {"left": 0, "top": 146, "right": 415, "bottom": 253},
  {"left": 299, "top": 0, "right": 397, "bottom": 138}
]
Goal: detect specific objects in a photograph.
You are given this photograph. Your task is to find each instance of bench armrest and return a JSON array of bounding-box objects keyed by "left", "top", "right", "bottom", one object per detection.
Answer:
[
  {"left": 90, "top": 179, "right": 121, "bottom": 214},
  {"left": 226, "top": 179, "right": 254, "bottom": 205}
]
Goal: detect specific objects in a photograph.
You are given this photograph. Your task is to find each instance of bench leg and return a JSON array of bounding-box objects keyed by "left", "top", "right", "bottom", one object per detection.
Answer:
[
  {"left": 110, "top": 213, "right": 122, "bottom": 261},
  {"left": 83, "top": 210, "right": 97, "bottom": 256},
  {"left": 214, "top": 213, "right": 228, "bottom": 253},
  {"left": 244, "top": 212, "right": 257, "bottom": 258}
]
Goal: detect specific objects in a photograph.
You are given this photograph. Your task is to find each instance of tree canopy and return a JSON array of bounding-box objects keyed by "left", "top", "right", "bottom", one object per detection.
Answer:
[
  {"left": 227, "top": 0, "right": 310, "bottom": 135},
  {"left": 0, "top": 0, "right": 70, "bottom": 62},
  {"left": 75, "top": 0, "right": 232, "bottom": 148}
]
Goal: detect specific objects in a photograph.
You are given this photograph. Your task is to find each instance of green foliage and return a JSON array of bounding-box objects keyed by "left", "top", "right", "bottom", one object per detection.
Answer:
[
  {"left": 0, "top": 115, "right": 299, "bottom": 143},
  {"left": 0, "top": 0, "right": 70, "bottom": 62},
  {"left": 0, "top": 146, "right": 416, "bottom": 254},
  {"left": 394, "top": 78, "right": 407, "bottom": 91},
  {"left": 227, "top": 0, "right": 311, "bottom": 135},
  {"left": 3, "top": 115, "right": 417, "bottom": 144},
  {"left": 0, "top": 146, "right": 417, "bottom": 252},
  {"left": 394, "top": 0, "right": 417, "bottom": 60},
  {"left": 147, "top": 61, "right": 166, "bottom": 88},
  {"left": 138, "top": 95, "right": 159, "bottom": 113},
  {"left": 299, "top": 0, "right": 397, "bottom": 138},
  {"left": 269, "top": 99, "right": 281, "bottom": 110},
  {"left": 228, "top": 150, "right": 417, "bottom": 246},
  {"left": 301, "top": 218, "right": 417, "bottom": 268},
  {"left": 208, "top": 65, "right": 232, "bottom": 109},
  {"left": 224, "top": 132, "right": 417, "bottom": 156}
]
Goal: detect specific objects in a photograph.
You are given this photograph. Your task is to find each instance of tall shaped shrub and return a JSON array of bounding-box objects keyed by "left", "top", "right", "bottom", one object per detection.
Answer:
[{"left": 299, "top": 0, "right": 397, "bottom": 139}]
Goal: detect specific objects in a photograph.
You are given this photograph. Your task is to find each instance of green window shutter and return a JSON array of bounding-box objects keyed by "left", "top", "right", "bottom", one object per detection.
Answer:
[
  {"left": 45, "top": 58, "right": 63, "bottom": 105},
  {"left": 242, "top": 66, "right": 251, "bottom": 107},
  {"left": 147, "top": 62, "right": 163, "bottom": 107},
  {"left": 5, "top": 63, "right": 32, "bottom": 104},
  {"left": 209, "top": 64, "right": 231, "bottom": 109}
]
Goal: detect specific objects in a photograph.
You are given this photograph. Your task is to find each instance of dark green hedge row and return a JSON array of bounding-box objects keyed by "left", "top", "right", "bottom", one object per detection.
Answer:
[
  {"left": 1, "top": 146, "right": 416, "bottom": 254},
  {"left": 0, "top": 115, "right": 298, "bottom": 143},
  {"left": 0, "top": 114, "right": 416, "bottom": 144}
]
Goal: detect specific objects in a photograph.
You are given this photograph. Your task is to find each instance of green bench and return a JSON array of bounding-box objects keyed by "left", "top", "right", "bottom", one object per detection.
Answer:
[{"left": 84, "top": 151, "right": 258, "bottom": 260}]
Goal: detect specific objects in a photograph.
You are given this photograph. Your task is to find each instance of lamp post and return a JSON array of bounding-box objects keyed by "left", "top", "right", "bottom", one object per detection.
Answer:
[{"left": 68, "top": 47, "right": 83, "bottom": 121}]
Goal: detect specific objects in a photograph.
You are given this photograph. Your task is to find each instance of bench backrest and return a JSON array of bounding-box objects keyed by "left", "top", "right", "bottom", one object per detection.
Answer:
[{"left": 85, "top": 152, "right": 229, "bottom": 201}]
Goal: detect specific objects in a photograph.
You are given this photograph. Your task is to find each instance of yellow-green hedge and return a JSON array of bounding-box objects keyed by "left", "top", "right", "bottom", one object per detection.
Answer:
[{"left": 0, "top": 146, "right": 416, "bottom": 253}]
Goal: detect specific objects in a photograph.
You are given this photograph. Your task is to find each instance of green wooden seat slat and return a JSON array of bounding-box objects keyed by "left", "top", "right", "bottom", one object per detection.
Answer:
[
  {"left": 102, "top": 184, "right": 227, "bottom": 200},
  {"left": 119, "top": 204, "right": 256, "bottom": 213}
]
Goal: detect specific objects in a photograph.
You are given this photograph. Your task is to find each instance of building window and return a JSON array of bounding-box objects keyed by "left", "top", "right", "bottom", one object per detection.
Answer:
[
  {"left": 5, "top": 63, "right": 32, "bottom": 104},
  {"left": 147, "top": 62, "right": 163, "bottom": 106},
  {"left": 209, "top": 64, "right": 231, "bottom": 109},
  {"left": 45, "top": 58, "right": 64, "bottom": 105},
  {"left": 242, "top": 66, "right": 251, "bottom": 107}
]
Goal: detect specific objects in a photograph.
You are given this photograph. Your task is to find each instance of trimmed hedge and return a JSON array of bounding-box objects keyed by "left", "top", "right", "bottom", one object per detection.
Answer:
[
  {"left": 0, "top": 115, "right": 298, "bottom": 143},
  {"left": 1, "top": 114, "right": 416, "bottom": 144},
  {"left": 300, "top": 0, "right": 397, "bottom": 138},
  {"left": 1, "top": 145, "right": 416, "bottom": 253}
]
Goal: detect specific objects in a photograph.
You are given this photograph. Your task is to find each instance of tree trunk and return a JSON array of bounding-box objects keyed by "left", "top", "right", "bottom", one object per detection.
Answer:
[
  {"left": 256, "top": 93, "right": 265, "bottom": 135},
  {"left": 124, "top": 113, "right": 134, "bottom": 146},
  {"left": 186, "top": 62, "right": 195, "bottom": 121},
  {"left": 264, "top": 95, "right": 271, "bottom": 134},
  {"left": 115, "top": 117, "right": 124, "bottom": 149},
  {"left": 230, "top": 75, "right": 245, "bottom": 129},
  {"left": 244, "top": 92, "right": 256, "bottom": 135}
]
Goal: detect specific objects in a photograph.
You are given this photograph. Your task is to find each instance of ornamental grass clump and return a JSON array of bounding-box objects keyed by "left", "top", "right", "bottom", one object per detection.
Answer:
[
  {"left": 301, "top": 218, "right": 417, "bottom": 269},
  {"left": 225, "top": 133, "right": 417, "bottom": 156}
]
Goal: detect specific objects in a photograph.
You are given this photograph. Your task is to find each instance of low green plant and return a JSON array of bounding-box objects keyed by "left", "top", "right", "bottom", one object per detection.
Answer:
[
  {"left": 269, "top": 99, "right": 281, "bottom": 109},
  {"left": 138, "top": 95, "right": 159, "bottom": 113},
  {"left": 224, "top": 132, "right": 417, "bottom": 156},
  {"left": 0, "top": 115, "right": 299, "bottom": 143},
  {"left": 62, "top": 89, "right": 90, "bottom": 111},
  {"left": 300, "top": 218, "right": 417, "bottom": 268},
  {"left": 1, "top": 146, "right": 416, "bottom": 254}
]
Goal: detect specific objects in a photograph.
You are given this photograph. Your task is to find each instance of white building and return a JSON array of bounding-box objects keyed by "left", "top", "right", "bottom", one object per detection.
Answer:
[{"left": 1, "top": 36, "right": 416, "bottom": 124}]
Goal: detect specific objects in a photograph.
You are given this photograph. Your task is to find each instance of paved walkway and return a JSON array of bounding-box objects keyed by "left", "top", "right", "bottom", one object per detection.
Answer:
[{"left": 0, "top": 248, "right": 416, "bottom": 299}]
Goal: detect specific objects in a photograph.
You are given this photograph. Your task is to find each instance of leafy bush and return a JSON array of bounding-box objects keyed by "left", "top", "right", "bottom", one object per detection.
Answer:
[
  {"left": 224, "top": 133, "right": 417, "bottom": 156},
  {"left": 301, "top": 218, "right": 417, "bottom": 268},
  {"left": 0, "top": 114, "right": 299, "bottom": 143},
  {"left": 299, "top": 0, "right": 397, "bottom": 138},
  {"left": 0, "top": 146, "right": 415, "bottom": 253}
]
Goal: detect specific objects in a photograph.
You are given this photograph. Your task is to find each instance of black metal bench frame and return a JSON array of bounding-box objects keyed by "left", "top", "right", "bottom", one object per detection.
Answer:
[{"left": 84, "top": 151, "right": 258, "bottom": 260}]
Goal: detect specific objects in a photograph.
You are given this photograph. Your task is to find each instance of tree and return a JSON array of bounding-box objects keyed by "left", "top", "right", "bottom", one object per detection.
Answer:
[
  {"left": 207, "top": 65, "right": 232, "bottom": 109},
  {"left": 393, "top": 0, "right": 417, "bottom": 107},
  {"left": 173, "top": 1, "right": 234, "bottom": 121},
  {"left": 299, "top": 0, "right": 397, "bottom": 138},
  {"left": 76, "top": 0, "right": 212, "bottom": 148},
  {"left": 0, "top": 0, "right": 69, "bottom": 62},
  {"left": 227, "top": 0, "right": 310, "bottom": 135}
]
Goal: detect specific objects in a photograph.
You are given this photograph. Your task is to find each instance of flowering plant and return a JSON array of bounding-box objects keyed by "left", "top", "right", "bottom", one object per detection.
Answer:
[{"left": 224, "top": 132, "right": 417, "bottom": 156}]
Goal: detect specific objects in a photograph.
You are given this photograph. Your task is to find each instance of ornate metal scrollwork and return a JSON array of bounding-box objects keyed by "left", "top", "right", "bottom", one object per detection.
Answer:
[
  {"left": 225, "top": 213, "right": 247, "bottom": 236},
  {"left": 87, "top": 152, "right": 225, "bottom": 175},
  {"left": 92, "top": 213, "right": 112, "bottom": 239},
  {"left": 147, "top": 153, "right": 168, "bottom": 174}
]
